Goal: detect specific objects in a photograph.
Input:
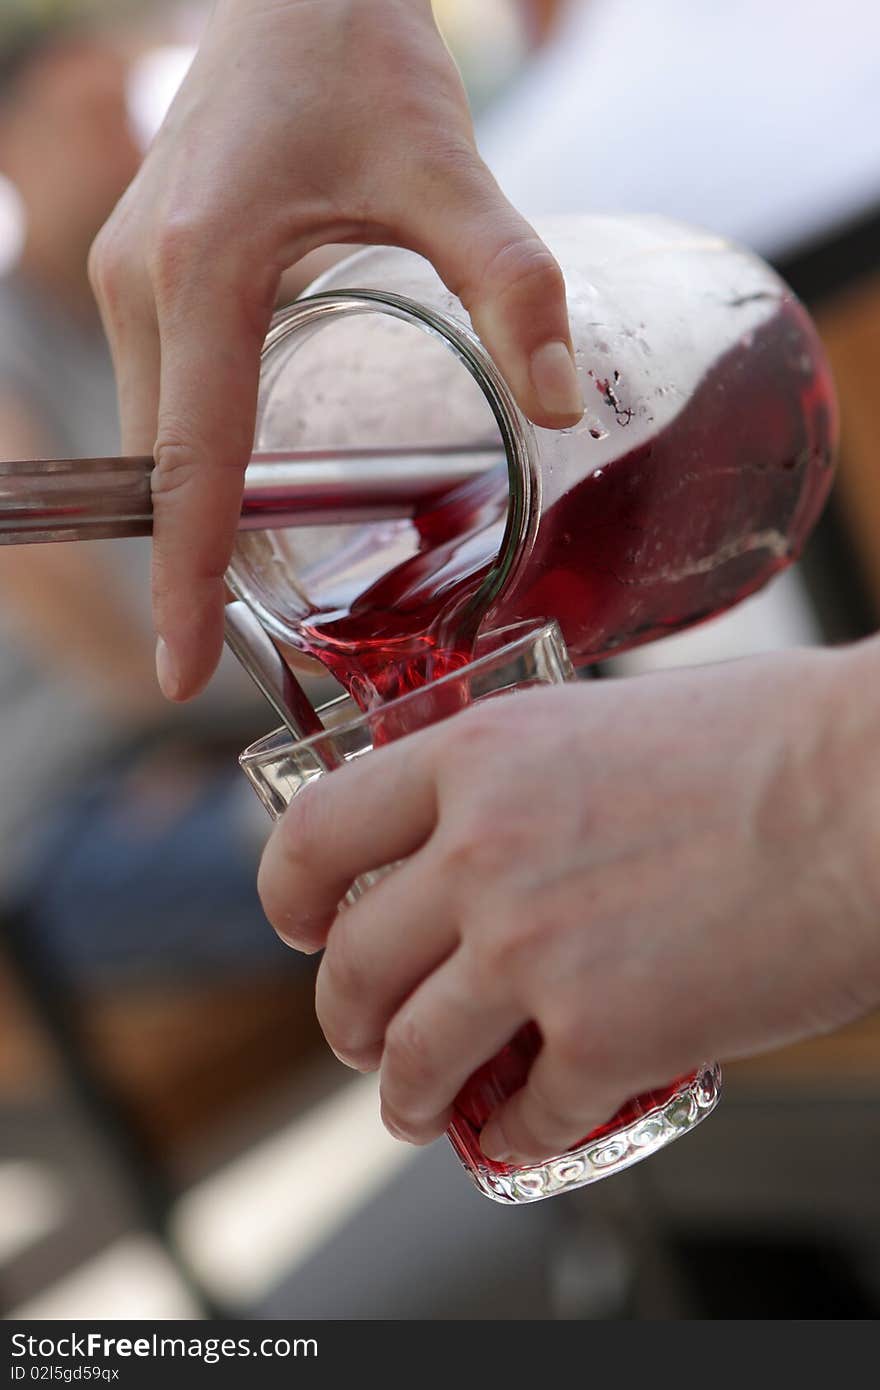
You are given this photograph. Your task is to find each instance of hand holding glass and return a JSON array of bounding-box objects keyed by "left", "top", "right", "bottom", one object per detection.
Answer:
[{"left": 240, "top": 621, "right": 721, "bottom": 1204}]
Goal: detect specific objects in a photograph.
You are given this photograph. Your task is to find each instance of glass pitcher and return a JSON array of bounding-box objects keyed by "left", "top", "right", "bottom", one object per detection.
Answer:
[{"left": 227, "top": 213, "right": 837, "bottom": 690}]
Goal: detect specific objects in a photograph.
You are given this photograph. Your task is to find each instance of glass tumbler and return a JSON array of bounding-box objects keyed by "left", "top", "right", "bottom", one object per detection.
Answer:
[{"left": 240, "top": 620, "right": 721, "bottom": 1204}]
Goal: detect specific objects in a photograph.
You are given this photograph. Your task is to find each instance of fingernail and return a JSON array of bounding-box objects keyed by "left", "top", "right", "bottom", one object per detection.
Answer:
[
  {"left": 330, "top": 1042, "right": 381, "bottom": 1074},
  {"left": 277, "top": 932, "right": 321, "bottom": 956},
  {"left": 383, "top": 1117, "right": 408, "bottom": 1143},
  {"left": 329, "top": 1047, "right": 363, "bottom": 1073},
  {"left": 529, "top": 340, "right": 583, "bottom": 421},
  {"left": 155, "top": 638, "right": 179, "bottom": 700},
  {"left": 480, "top": 1121, "right": 514, "bottom": 1165}
]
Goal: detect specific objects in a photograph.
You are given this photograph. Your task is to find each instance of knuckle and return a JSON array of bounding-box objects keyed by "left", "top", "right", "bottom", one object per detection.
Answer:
[
  {"left": 433, "top": 816, "right": 526, "bottom": 898},
  {"left": 384, "top": 1012, "right": 435, "bottom": 1093},
  {"left": 469, "top": 913, "right": 541, "bottom": 991},
  {"left": 148, "top": 215, "right": 211, "bottom": 298},
  {"left": 483, "top": 816, "right": 534, "bottom": 870},
  {"left": 267, "top": 804, "right": 320, "bottom": 893},
  {"left": 323, "top": 1023, "right": 378, "bottom": 1073},
  {"left": 151, "top": 438, "right": 201, "bottom": 501},
  {"left": 379, "top": 1103, "right": 412, "bottom": 1142},
  {"left": 88, "top": 224, "right": 130, "bottom": 310},
  {"left": 427, "top": 135, "right": 483, "bottom": 183},
  {"left": 544, "top": 1014, "right": 593, "bottom": 1076},
  {"left": 434, "top": 833, "right": 481, "bottom": 881},
  {"left": 279, "top": 784, "right": 326, "bottom": 868},
  {"left": 433, "top": 710, "right": 502, "bottom": 789},
  {"left": 318, "top": 986, "right": 381, "bottom": 1070},
  {"left": 323, "top": 1017, "right": 380, "bottom": 1074},
  {"left": 481, "top": 236, "right": 566, "bottom": 305},
  {"left": 445, "top": 707, "right": 496, "bottom": 757},
  {"left": 380, "top": 1101, "right": 439, "bottom": 1147},
  {"left": 526, "top": 1100, "right": 579, "bottom": 1153},
  {"left": 256, "top": 814, "right": 318, "bottom": 921},
  {"left": 316, "top": 926, "right": 367, "bottom": 1018},
  {"left": 522, "top": 1066, "right": 589, "bottom": 1144}
]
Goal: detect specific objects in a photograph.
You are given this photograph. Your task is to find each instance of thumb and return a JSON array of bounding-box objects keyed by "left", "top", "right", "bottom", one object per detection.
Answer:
[{"left": 406, "top": 159, "right": 584, "bottom": 429}]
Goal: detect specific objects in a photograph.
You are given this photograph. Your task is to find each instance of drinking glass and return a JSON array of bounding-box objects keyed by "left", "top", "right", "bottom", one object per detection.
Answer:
[{"left": 240, "top": 620, "right": 721, "bottom": 1204}]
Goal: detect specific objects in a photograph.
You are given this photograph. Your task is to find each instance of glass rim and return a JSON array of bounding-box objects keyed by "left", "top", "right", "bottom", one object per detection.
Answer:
[{"left": 239, "top": 617, "right": 564, "bottom": 767}]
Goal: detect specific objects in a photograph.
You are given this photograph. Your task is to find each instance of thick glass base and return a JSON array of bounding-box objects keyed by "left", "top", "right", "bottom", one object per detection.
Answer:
[{"left": 448, "top": 1064, "right": 722, "bottom": 1205}]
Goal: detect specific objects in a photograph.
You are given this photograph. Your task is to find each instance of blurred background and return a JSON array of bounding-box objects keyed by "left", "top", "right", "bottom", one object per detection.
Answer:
[{"left": 1, "top": 0, "right": 879, "bottom": 1321}]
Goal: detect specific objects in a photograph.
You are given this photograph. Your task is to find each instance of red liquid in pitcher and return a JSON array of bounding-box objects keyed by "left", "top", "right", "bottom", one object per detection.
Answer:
[
  {"left": 293, "top": 295, "right": 835, "bottom": 706},
  {"left": 283, "top": 295, "right": 836, "bottom": 1169}
]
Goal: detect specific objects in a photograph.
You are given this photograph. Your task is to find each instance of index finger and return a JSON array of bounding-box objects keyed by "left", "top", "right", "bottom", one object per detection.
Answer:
[
  {"left": 257, "top": 729, "right": 441, "bottom": 953},
  {"left": 151, "top": 259, "right": 276, "bottom": 699}
]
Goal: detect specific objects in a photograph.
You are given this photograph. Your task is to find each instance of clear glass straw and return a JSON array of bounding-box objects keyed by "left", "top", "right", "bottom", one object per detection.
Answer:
[{"left": 0, "top": 445, "right": 504, "bottom": 545}]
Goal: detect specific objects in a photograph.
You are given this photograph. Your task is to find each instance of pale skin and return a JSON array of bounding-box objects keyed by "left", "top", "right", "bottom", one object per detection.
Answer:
[{"left": 91, "top": 0, "right": 880, "bottom": 1165}]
